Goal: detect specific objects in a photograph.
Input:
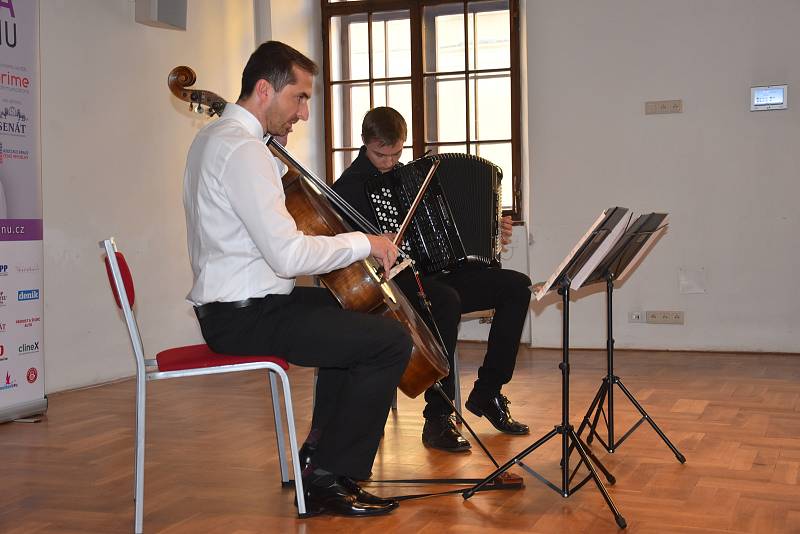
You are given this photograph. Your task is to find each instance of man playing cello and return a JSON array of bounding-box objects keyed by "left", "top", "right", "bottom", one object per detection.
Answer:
[{"left": 183, "top": 41, "right": 409, "bottom": 517}]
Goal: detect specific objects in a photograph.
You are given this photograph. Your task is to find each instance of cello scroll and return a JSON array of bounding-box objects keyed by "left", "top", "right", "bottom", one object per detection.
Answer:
[{"left": 168, "top": 66, "right": 227, "bottom": 117}]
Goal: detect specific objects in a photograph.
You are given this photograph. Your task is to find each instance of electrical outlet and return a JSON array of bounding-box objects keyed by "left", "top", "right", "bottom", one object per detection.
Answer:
[
  {"left": 645, "top": 310, "right": 684, "bottom": 324},
  {"left": 628, "top": 311, "right": 645, "bottom": 323},
  {"left": 645, "top": 99, "right": 683, "bottom": 115}
]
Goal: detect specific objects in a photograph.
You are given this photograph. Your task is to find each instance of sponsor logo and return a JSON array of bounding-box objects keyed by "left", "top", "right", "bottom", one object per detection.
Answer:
[
  {"left": 26, "top": 367, "right": 37, "bottom": 384},
  {"left": 0, "top": 291, "right": 6, "bottom": 307},
  {"left": 0, "top": 106, "right": 25, "bottom": 121},
  {"left": 15, "top": 316, "right": 40, "bottom": 328},
  {"left": 18, "top": 341, "right": 39, "bottom": 354},
  {"left": 15, "top": 263, "right": 40, "bottom": 273},
  {"left": 0, "top": 264, "right": 7, "bottom": 275},
  {"left": 0, "top": 224, "right": 25, "bottom": 236},
  {"left": 0, "top": 104, "right": 28, "bottom": 135},
  {"left": 0, "top": 141, "right": 29, "bottom": 164},
  {"left": 17, "top": 289, "right": 38, "bottom": 301},
  {"left": 0, "top": 372, "right": 17, "bottom": 391}
]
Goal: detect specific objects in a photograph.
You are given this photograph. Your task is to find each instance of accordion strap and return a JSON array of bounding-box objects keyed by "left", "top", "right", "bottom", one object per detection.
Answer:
[{"left": 392, "top": 160, "right": 439, "bottom": 247}]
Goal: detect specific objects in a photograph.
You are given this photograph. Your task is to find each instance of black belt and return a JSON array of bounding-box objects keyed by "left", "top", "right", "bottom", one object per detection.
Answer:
[{"left": 194, "top": 297, "right": 267, "bottom": 320}]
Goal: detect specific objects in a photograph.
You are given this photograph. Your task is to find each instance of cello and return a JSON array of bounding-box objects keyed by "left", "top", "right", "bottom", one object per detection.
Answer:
[{"left": 168, "top": 66, "right": 449, "bottom": 398}]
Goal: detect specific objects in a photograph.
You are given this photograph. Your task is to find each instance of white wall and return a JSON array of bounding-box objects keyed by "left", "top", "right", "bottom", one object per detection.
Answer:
[
  {"left": 269, "top": 1, "right": 326, "bottom": 176},
  {"left": 41, "top": 0, "right": 255, "bottom": 392},
  {"left": 526, "top": 0, "right": 800, "bottom": 352}
]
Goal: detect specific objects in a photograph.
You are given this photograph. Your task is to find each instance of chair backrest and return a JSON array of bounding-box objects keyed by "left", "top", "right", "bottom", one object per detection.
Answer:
[
  {"left": 104, "top": 248, "right": 136, "bottom": 309},
  {"left": 101, "top": 238, "right": 147, "bottom": 369}
]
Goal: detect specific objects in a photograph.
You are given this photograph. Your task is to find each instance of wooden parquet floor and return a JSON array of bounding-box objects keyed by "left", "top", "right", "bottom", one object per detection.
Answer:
[{"left": 2, "top": 345, "right": 799, "bottom": 533}]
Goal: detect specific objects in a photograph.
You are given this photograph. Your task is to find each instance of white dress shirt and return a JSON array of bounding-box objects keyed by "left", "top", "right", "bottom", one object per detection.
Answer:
[{"left": 184, "top": 103, "right": 371, "bottom": 305}]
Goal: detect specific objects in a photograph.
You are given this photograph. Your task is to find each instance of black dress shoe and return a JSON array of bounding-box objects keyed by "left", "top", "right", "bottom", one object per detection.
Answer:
[
  {"left": 466, "top": 394, "right": 530, "bottom": 435},
  {"left": 303, "top": 475, "right": 398, "bottom": 516},
  {"left": 339, "top": 476, "right": 397, "bottom": 506},
  {"left": 422, "top": 415, "right": 471, "bottom": 452}
]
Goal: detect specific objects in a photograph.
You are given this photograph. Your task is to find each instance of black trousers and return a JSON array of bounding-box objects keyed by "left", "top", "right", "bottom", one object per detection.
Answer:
[
  {"left": 393, "top": 265, "right": 532, "bottom": 419},
  {"left": 196, "top": 286, "right": 412, "bottom": 480}
]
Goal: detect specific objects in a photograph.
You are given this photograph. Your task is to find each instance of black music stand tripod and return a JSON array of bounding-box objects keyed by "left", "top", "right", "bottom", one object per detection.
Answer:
[
  {"left": 574, "top": 219, "right": 685, "bottom": 462},
  {"left": 464, "top": 277, "right": 627, "bottom": 529}
]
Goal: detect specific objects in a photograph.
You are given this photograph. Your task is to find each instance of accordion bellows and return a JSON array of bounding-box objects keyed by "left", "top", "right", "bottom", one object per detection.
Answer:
[{"left": 365, "top": 153, "right": 503, "bottom": 275}]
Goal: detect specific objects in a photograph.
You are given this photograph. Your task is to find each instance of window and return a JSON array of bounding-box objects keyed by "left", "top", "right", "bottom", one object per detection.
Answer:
[{"left": 322, "top": 0, "right": 522, "bottom": 219}]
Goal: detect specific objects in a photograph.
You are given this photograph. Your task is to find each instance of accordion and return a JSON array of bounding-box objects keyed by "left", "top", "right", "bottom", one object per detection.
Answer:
[{"left": 365, "top": 153, "right": 503, "bottom": 275}]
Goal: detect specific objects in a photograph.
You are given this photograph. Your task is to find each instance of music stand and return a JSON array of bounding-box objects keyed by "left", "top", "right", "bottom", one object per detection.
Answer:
[
  {"left": 464, "top": 207, "right": 630, "bottom": 529},
  {"left": 575, "top": 213, "right": 686, "bottom": 463}
]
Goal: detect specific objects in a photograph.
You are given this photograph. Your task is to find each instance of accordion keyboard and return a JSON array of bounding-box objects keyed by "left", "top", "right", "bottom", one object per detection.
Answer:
[{"left": 366, "top": 153, "right": 502, "bottom": 275}]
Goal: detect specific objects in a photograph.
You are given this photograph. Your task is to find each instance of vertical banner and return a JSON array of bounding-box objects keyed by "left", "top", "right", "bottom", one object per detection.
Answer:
[{"left": 0, "top": 0, "right": 46, "bottom": 422}]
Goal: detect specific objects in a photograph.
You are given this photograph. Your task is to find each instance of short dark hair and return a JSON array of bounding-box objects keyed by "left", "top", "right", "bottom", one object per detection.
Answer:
[
  {"left": 238, "top": 41, "right": 318, "bottom": 100},
  {"left": 361, "top": 107, "right": 407, "bottom": 146}
]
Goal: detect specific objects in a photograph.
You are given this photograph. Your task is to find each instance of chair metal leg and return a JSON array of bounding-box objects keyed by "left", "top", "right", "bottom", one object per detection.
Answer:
[
  {"left": 268, "top": 372, "right": 289, "bottom": 484},
  {"left": 134, "top": 377, "right": 146, "bottom": 534},
  {"left": 453, "top": 347, "right": 462, "bottom": 416},
  {"left": 274, "top": 369, "right": 307, "bottom": 516}
]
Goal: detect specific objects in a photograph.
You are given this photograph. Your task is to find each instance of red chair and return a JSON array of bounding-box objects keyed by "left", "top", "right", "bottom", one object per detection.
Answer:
[{"left": 100, "top": 237, "right": 307, "bottom": 533}]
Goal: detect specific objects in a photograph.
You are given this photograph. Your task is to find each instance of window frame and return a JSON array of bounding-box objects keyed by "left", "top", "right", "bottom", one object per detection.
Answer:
[{"left": 321, "top": 0, "right": 522, "bottom": 220}]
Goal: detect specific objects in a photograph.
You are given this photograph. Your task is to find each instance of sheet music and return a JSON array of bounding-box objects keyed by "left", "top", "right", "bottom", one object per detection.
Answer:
[
  {"left": 617, "top": 215, "right": 669, "bottom": 281},
  {"left": 570, "top": 211, "right": 633, "bottom": 289},
  {"left": 534, "top": 210, "right": 609, "bottom": 301}
]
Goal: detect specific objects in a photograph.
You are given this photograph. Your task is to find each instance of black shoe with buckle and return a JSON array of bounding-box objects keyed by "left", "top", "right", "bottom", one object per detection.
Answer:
[
  {"left": 302, "top": 475, "right": 399, "bottom": 516},
  {"left": 422, "top": 415, "right": 471, "bottom": 452},
  {"left": 466, "top": 394, "right": 529, "bottom": 435}
]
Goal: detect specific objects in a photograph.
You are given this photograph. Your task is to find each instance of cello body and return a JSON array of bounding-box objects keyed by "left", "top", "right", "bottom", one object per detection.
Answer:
[{"left": 281, "top": 167, "right": 449, "bottom": 398}]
